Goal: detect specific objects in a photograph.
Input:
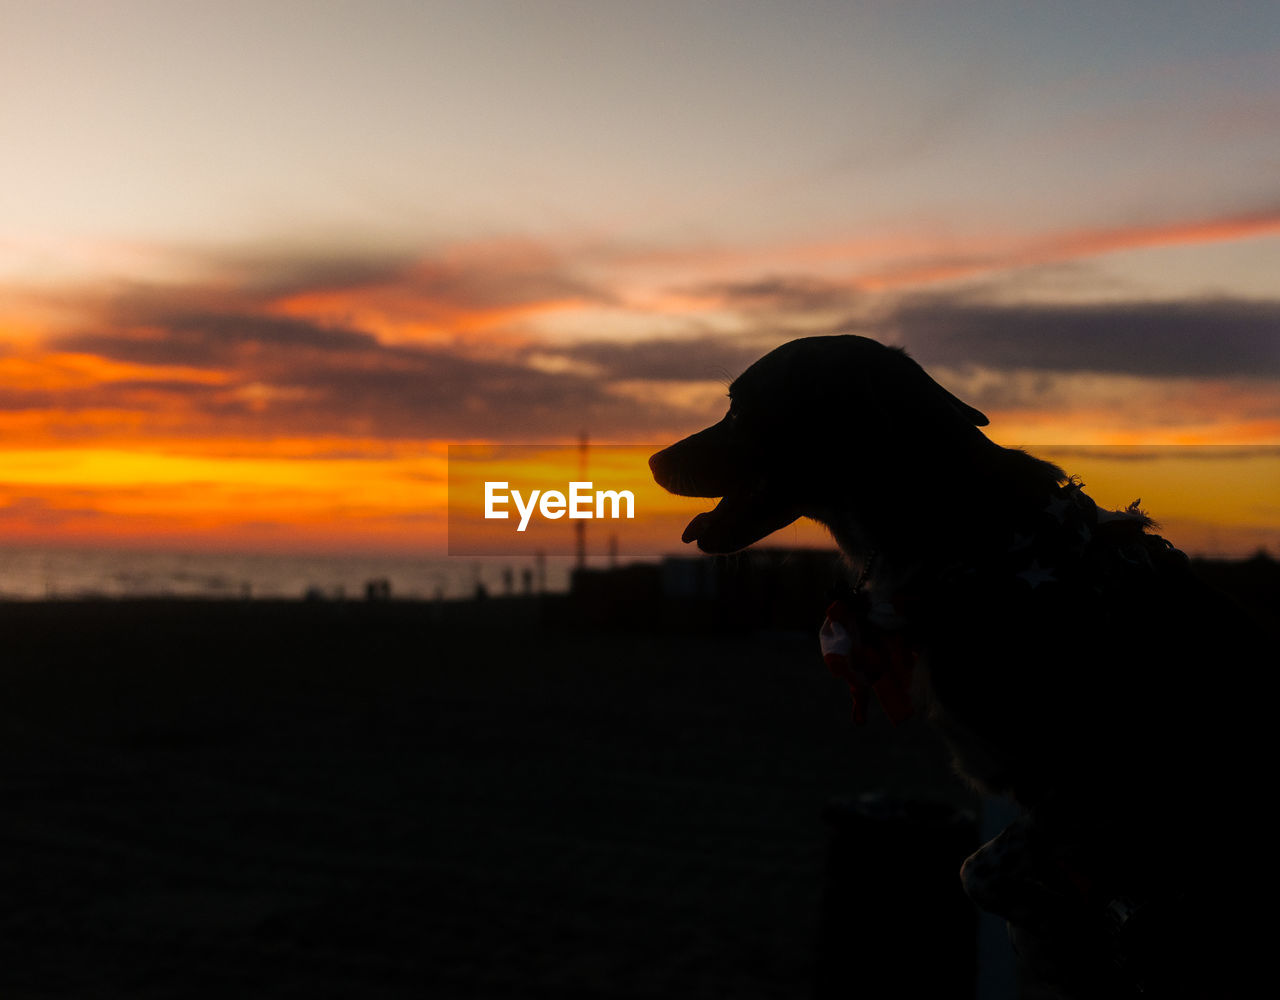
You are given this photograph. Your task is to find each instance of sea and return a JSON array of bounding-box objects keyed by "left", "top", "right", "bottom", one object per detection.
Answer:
[{"left": 0, "top": 548, "right": 578, "bottom": 602}]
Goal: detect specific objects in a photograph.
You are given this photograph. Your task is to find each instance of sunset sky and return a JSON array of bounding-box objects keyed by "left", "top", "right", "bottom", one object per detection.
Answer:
[{"left": 2, "top": 1, "right": 1278, "bottom": 556}]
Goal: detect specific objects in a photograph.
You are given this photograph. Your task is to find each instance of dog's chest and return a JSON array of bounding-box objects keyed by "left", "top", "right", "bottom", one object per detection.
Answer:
[{"left": 880, "top": 483, "right": 1188, "bottom": 800}]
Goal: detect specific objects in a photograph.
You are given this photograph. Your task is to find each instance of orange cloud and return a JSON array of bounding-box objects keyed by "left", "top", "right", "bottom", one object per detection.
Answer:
[
  {"left": 856, "top": 210, "right": 1280, "bottom": 291},
  {"left": 265, "top": 238, "right": 606, "bottom": 346},
  {"left": 0, "top": 351, "right": 230, "bottom": 392},
  {"left": 613, "top": 209, "right": 1280, "bottom": 304}
]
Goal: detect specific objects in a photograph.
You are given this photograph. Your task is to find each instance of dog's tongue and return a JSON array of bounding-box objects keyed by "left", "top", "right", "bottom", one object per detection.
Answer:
[
  {"left": 681, "top": 490, "right": 800, "bottom": 554},
  {"left": 681, "top": 511, "right": 714, "bottom": 544}
]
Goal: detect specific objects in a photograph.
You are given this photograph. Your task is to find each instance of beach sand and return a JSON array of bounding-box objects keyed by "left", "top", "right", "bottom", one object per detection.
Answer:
[{"left": 1, "top": 597, "right": 976, "bottom": 998}]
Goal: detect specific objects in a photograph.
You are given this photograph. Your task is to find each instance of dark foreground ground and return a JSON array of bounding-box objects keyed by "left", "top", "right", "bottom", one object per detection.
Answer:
[
  {"left": 4, "top": 553, "right": 1275, "bottom": 1000},
  {"left": 2, "top": 597, "right": 974, "bottom": 1000}
]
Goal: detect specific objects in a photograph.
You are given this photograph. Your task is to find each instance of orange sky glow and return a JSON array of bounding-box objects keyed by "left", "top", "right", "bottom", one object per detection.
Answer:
[{"left": 2, "top": 213, "right": 1277, "bottom": 559}]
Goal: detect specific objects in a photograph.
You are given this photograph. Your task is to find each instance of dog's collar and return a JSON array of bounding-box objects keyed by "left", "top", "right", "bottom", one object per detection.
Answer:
[{"left": 851, "top": 549, "right": 878, "bottom": 593}]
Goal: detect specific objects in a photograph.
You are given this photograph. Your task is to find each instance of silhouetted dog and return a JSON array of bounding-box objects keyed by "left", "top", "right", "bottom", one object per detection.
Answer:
[{"left": 650, "top": 335, "right": 1265, "bottom": 998}]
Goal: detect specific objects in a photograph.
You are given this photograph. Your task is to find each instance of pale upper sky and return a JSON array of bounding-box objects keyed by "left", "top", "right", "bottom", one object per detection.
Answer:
[{"left": 4, "top": 2, "right": 1278, "bottom": 273}]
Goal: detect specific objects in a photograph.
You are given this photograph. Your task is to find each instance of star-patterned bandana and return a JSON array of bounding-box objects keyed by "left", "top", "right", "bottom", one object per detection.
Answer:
[
  {"left": 817, "top": 479, "right": 1187, "bottom": 724},
  {"left": 993, "top": 478, "right": 1184, "bottom": 596}
]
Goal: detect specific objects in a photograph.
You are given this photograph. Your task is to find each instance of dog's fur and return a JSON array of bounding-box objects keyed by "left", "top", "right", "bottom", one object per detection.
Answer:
[{"left": 650, "top": 335, "right": 1265, "bottom": 996}]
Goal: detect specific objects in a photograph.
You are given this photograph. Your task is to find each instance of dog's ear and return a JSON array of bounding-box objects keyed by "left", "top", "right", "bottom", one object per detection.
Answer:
[
  {"left": 936, "top": 384, "right": 988, "bottom": 426},
  {"left": 887, "top": 345, "right": 989, "bottom": 427}
]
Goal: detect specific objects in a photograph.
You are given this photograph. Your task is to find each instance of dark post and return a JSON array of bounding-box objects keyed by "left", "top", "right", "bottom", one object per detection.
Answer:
[{"left": 576, "top": 430, "right": 588, "bottom": 569}]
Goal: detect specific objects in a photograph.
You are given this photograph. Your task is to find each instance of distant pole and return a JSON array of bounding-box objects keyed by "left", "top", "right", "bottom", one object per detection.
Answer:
[{"left": 576, "top": 430, "right": 588, "bottom": 569}]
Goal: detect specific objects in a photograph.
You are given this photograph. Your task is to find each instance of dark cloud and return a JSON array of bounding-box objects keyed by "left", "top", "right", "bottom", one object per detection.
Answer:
[
  {"left": 548, "top": 335, "right": 769, "bottom": 382},
  {"left": 214, "top": 241, "right": 612, "bottom": 313},
  {"left": 683, "top": 275, "right": 861, "bottom": 315},
  {"left": 272, "top": 347, "right": 644, "bottom": 438},
  {"left": 0, "top": 379, "right": 222, "bottom": 415},
  {"left": 216, "top": 251, "right": 417, "bottom": 300},
  {"left": 39, "top": 262, "right": 663, "bottom": 437},
  {"left": 879, "top": 297, "right": 1280, "bottom": 377},
  {"left": 56, "top": 313, "right": 380, "bottom": 368},
  {"left": 402, "top": 254, "right": 612, "bottom": 313},
  {"left": 0, "top": 388, "right": 59, "bottom": 411},
  {"left": 46, "top": 307, "right": 684, "bottom": 438},
  {"left": 0, "top": 496, "right": 104, "bottom": 525},
  {"left": 1039, "top": 446, "right": 1280, "bottom": 463},
  {"left": 43, "top": 243, "right": 1280, "bottom": 447}
]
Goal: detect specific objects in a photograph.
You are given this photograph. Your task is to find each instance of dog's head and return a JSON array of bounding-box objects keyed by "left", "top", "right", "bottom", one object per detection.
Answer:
[{"left": 648, "top": 335, "right": 989, "bottom": 554}]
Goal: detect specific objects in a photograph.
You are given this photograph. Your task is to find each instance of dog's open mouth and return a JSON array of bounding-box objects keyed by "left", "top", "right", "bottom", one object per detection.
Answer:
[
  {"left": 649, "top": 435, "right": 802, "bottom": 553},
  {"left": 679, "top": 483, "right": 801, "bottom": 554}
]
